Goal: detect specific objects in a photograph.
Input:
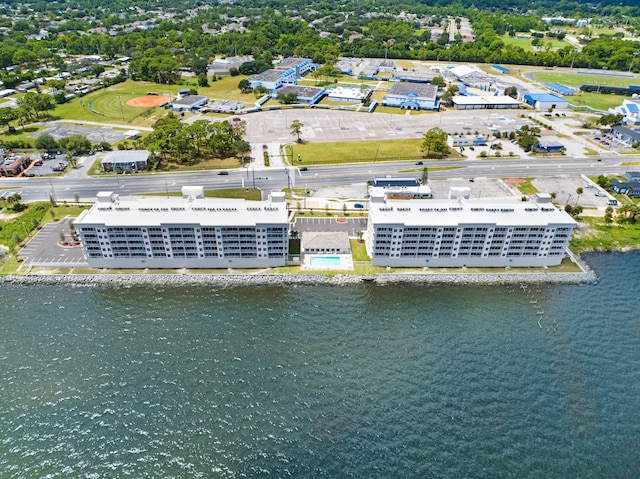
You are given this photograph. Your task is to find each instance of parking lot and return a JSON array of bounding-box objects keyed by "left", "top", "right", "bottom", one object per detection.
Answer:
[
  {"left": 19, "top": 218, "right": 88, "bottom": 267},
  {"left": 532, "top": 176, "right": 615, "bottom": 208},
  {"left": 294, "top": 217, "right": 367, "bottom": 237}
]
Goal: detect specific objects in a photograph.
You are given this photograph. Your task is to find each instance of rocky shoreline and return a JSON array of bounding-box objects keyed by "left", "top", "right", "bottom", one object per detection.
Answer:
[{"left": 2, "top": 269, "right": 597, "bottom": 287}]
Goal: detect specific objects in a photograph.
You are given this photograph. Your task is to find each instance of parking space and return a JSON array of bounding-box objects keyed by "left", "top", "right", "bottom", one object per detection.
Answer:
[
  {"left": 428, "top": 177, "right": 514, "bottom": 199},
  {"left": 532, "top": 176, "right": 613, "bottom": 208},
  {"left": 23, "top": 153, "right": 69, "bottom": 176},
  {"left": 19, "top": 217, "right": 88, "bottom": 267},
  {"left": 294, "top": 217, "right": 367, "bottom": 237}
]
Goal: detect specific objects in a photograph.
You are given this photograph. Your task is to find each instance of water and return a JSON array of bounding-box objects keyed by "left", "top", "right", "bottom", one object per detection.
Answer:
[
  {"left": 309, "top": 255, "right": 341, "bottom": 266},
  {"left": 1, "top": 253, "right": 639, "bottom": 478}
]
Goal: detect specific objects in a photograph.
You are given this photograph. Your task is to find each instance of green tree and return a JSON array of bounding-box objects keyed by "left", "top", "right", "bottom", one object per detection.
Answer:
[
  {"left": 290, "top": 119, "right": 304, "bottom": 143},
  {"left": 421, "top": 127, "right": 449, "bottom": 158},
  {"left": 197, "top": 72, "right": 209, "bottom": 87},
  {"left": 420, "top": 167, "right": 429, "bottom": 185},
  {"left": 431, "top": 76, "right": 446, "bottom": 88},
  {"left": 504, "top": 86, "right": 518, "bottom": 98},
  {"left": 575, "top": 187, "right": 583, "bottom": 205},
  {"left": 35, "top": 134, "right": 58, "bottom": 151},
  {"left": 238, "top": 78, "right": 251, "bottom": 93}
]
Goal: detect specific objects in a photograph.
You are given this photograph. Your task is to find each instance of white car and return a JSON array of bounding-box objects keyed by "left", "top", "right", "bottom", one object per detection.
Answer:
[
  {"left": 595, "top": 191, "right": 607, "bottom": 197},
  {"left": 584, "top": 183, "right": 594, "bottom": 188}
]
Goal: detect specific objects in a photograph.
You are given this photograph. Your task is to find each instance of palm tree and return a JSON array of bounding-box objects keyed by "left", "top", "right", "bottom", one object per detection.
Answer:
[
  {"left": 575, "top": 187, "right": 583, "bottom": 206},
  {"left": 290, "top": 120, "right": 304, "bottom": 143}
]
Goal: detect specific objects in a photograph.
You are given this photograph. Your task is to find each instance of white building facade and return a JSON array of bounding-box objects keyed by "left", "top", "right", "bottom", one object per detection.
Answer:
[
  {"left": 75, "top": 189, "right": 289, "bottom": 269},
  {"left": 366, "top": 194, "right": 576, "bottom": 267}
]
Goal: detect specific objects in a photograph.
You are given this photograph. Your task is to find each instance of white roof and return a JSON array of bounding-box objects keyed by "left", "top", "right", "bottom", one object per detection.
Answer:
[
  {"left": 75, "top": 194, "right": 288, "bottom": 227},
  {"left": 449, "top": 65, "right": 476, "bottom": 78},
  {"left": 453, "top": 95, "right": 521, "bottom": 106},
  {"left": 369, "top": 198, "right": 576, "bottom": 228}
]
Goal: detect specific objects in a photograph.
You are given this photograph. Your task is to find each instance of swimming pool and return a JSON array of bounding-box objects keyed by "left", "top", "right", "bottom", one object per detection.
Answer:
[{"left": 309, "top": 255, "right": 341, "bottom": 267}]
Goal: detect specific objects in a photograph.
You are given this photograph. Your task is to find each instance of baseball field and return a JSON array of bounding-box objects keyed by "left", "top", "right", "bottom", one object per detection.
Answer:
[{"left": 53, "top": 80, "right": 180, "bottom": 126}]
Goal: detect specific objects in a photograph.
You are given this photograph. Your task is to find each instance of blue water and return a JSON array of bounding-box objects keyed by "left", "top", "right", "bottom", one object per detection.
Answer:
[
  {"left": 309, "top": 255, "right": 342, "bottom": 266},
  {"left": 0, "top": 252, "right": 639, "bottom": 477}
]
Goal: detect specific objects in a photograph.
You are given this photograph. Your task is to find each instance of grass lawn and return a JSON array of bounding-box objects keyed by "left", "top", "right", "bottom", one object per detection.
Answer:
[
  {"left": 350, "top": 239, "right": 370, "bottom": 262},
  {"left": 571, "top": 216, "right": 640, "bottom": 252},
  {"left": 515, "top": 178, "right": 539, "bottom": 195},
  {"left": 193, "top": 75, "right": 255, "bottom": 103},
  {"left": 534, "top": 72, "right": 640, "bottom": 88},
  {"left": 565, "top": 92, "right": 631, "bottom": 111},
  {"left": 291, "top": 138, "right": 425, "bottom": 164},
  {"left": 501, "top": 35, "right": 568, "bottom": 52},
  {"left": 0, "top": 125, "right": 45, "bottom": 147},
  {"left": 137, "top": 188, "right": 262, "bottom": 201}
]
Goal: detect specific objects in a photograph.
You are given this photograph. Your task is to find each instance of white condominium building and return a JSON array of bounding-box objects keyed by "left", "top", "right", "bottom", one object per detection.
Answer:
[
  {"left": 74, "top": 188, "right": 289, "bottom": 269},
  {"left": 366, "top": 194, "right": 576, "bottom": 268}
]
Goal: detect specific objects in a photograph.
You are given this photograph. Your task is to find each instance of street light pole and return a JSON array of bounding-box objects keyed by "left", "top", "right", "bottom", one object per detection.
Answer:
[
  {"left": 629, "top": 52, "right": 638, "bottom": 73},
  {"left": 304, "top": 183, "right": 307, "bottom": 209}
]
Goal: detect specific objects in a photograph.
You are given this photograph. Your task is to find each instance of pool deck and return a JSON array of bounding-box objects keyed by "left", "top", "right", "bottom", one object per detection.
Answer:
[{"left": 302, "top": 254, "right": 354, "bottom": 270}]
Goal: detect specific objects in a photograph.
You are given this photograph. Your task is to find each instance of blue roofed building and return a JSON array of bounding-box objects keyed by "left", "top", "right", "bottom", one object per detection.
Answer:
[
  {"left": 609, "top": 98, "right": 640, "bottom": 126},
  {"left": 492, "top": 65, "right": 510, "bottom": 74},
  {"left": 545, "top": 83, "right": 576, "bottom": 96},
  {"left": 522, "top": 93, "right": 569, "bottom": 110},
  {"left": 382, "top": 83, "right": 438, "bottom": 110},
  {"left": 248, "top": 58, "right": 318, "bottom": 92}
]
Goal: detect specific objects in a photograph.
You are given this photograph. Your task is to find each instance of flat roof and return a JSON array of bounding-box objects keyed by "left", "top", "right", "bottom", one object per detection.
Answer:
[
  {"left": 524, "top": 93, "right": 568, "bottom": 103},
  {"left": 172, "top": 95, "right": 208, "bottom": 106},
  {"left": 101, "top": 150, "right": 150, "bottom": 164},
  {"left": 369, "top": 198, "right": 576, "bottom": 228},
  {"left": 277, "top": 85, "right": 324, "bottom": 98},
  {"left": 387, "top": 83, "right": 437, "bottom": 99},
  {"left": 302, "top": 231, "right": 350, "bottom": 250},
  {"left": 75, "top": 194, "right": 288, "bottom": 227},
  {"left": 452, "top": 95, "right": 521, "bottom": 106}
]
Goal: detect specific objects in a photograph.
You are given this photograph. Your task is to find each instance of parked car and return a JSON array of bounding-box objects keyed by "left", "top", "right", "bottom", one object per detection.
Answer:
[
  {"left": 469, "top": 178, "right": 475, "bottom": 182},
  {"left": 354, "top": 203, "right": 364, "bottom": 209},
  {"left": 33, "top": 160, "right": 43, "bottom": 166},
  {"left": 595, "top": 191, "right": 606, "bottom": 197},
  {"left": 584, "top": 183, "right": 593, "bottom": 188},
  {"left": 607, "top": 199, "right": 619, "bottom": 206}
]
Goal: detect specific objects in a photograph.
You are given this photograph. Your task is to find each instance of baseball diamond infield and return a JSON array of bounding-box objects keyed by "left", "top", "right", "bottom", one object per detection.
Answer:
[{"left": 127, "top": 95, "right": 172, "bottom": 107}]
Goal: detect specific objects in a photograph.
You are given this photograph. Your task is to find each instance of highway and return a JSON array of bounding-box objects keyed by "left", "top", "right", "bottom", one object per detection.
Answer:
[{"left": 0, "top": 155, "right": 631, "bottom": 203}]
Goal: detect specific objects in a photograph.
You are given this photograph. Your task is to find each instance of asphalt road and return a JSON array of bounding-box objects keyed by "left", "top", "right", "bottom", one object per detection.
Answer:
[{"left": 0, "top": 155, "right": 630, "bottom": 203}]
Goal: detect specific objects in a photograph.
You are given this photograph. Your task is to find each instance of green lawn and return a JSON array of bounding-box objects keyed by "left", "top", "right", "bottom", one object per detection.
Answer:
[
  {"left": 566, "top": 92, "right": 631, "bottom": 111},
  {"left": 350, "top": 239, "right": 370, "bottom": 262},
  {"left": 534, "top": 72, "right": 640, "bottom": 88},
  {"left": 0, "top": 125, "right": 45, "bottom": 147},
  {"left": 137, "top": 188, "right": 262, "bottom": 201},
  {"left": 515, "top": 178, "right": 538, "bottom": 195},
  {"left": 501, "top": 35, "right": 568, "bottom": 52},
  {"left": 291, "top": 138, "right": 425, "bottom": 164},
  {"left": 570, "top": 216, "right": 640, "bottom": 252}
]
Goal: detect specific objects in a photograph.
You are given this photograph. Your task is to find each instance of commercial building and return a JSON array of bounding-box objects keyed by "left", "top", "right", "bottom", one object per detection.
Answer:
[
  {"left": 326, "top": 86, "right": 372, "bottom": 103},
  {"left": 0, "top": 153, "right": 31, "bottom": 176},
  {"left": 248, "top": 58, "right": 317, "bottom": 92},
  {"left": 382, "top": 83, "right": 438, "bottom": 110},
  {"left": 609, "top": 98, "right": 640, "bottom": 126},
  {"left": 522, "top": 93, "right": 568, "bottom": 111},
  {"left": 448, "top": 135, "right": 488, "bottom": 147},
  {"left": 451, "top": 95, "right": 521, "bottom": 110},
  {"left": 532, "top": 138, "right": 565, "bottom": 153},
  {"left": 366, "top": 193, "right": 576, "bottom": 267},
  {"left": 275, "top": 85, "right": 325, "bottom": 104},
  {"left": 370, "top": 177, "right": 432, "bottom": 199},
  {"left": 74, "top": 187, "right": 290, "bottom": 269},
  {"left": 101, "top": 150, "right": 150, "bottom": 172},
  {"left": 169, "top": 95, "right": 208, "bottom": 112},
  {"left": 611, "top": 125, "right": 640, "bottom": 146}
]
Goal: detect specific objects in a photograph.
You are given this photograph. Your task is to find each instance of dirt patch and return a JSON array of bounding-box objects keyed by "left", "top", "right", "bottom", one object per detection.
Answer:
[
  {"left": 505, "top": 178, "right": 525, "bottom": 186},
  {"left": 126, "top": 95, "right": 172, "bottom": 107}
]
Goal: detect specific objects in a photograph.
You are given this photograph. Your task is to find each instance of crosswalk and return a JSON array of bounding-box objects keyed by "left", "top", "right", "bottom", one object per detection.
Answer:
[{"left": 0, "top": 191, "right": 22, "bottom": 198}]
